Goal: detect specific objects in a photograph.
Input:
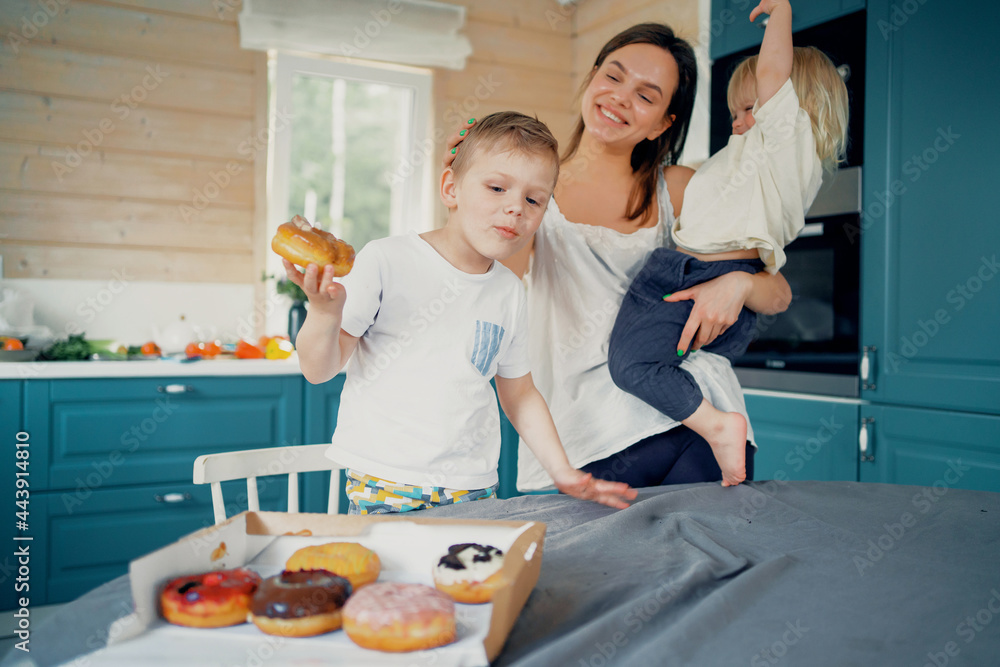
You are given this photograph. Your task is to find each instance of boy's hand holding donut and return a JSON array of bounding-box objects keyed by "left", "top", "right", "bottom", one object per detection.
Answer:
[
  {"left": 281, "top": 259, "right": 346, "bottom": 319},
  {"left": 273, "top": 215, "right": 355, "bottom": 319}
]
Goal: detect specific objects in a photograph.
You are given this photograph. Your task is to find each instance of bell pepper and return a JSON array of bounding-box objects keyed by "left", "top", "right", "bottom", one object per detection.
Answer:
[
  {"left": 265, "top": 337, "right": 295, "bottom": 360},
  {"left": 235, "top": 339, "right": 265, "bottom": 359},
  {"left": 2, "top": 337, "right": 25, "bottom": 351}
]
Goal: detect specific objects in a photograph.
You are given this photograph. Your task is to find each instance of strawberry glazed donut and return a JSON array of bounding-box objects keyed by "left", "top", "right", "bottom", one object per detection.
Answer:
[
  {"left": 159, "top": 568, "right": 261, "bottom": 628},
  {"left": 343, "top": 582, "right": 456, "bottom": 652}
]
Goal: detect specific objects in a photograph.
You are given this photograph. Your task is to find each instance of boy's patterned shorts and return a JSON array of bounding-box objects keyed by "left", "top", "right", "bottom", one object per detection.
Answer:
[{"left": 345, "top": 470, "right": 498, "bottom": 515}]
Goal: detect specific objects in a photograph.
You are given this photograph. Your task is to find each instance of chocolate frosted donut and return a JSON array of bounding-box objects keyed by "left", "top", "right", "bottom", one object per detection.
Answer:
[{"left": 250, "top": 569, "right": 352, "bottom": 637}]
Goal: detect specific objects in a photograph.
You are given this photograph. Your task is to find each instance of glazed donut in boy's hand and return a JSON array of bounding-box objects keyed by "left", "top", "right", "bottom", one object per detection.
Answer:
[{"left": 271, "top": 215, "right": 355, "bottom": 276}]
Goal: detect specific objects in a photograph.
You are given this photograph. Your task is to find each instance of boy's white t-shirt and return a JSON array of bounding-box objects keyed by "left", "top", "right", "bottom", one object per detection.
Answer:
[
  {"left": 325, "top": 231, "right": 531, "bottom": 490},
  {"left": 672, "top": 78, "right": 823, "bottom": 272}
]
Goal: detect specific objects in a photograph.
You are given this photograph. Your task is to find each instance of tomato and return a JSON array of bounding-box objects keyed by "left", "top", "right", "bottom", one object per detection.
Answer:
[
  {"left": 2, "top": 338, "right": 24, "bottom": 351},
  {"left": 140, "top": 341, "right": 161, "bottom": 356},
  {"left": 201, "top": 341, "right": 222, "bottom": 358},
  {"left": 185, "top": 342, "right": 204, "bottom": 358},
  {"left": 235, "top": 339, "right": 265, "bottom": 359}
]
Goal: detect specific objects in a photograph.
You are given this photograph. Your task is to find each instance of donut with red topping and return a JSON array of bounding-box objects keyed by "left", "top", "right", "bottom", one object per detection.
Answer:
[{"left": 160, "top": 568, "right": 261, "bottom": 628}]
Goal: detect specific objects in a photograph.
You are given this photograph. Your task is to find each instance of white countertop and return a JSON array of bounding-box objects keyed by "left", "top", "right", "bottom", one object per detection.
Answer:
[{"left": 0, "top": 357, "right": 306, "bottom": 380}]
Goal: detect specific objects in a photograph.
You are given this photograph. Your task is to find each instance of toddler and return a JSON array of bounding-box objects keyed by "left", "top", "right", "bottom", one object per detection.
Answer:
[
  {"left": 607, "top": 0, "right": 849, "bottom": 486},
  {"left": 286, "top": 111, "right": 637, "bottom": 513}
]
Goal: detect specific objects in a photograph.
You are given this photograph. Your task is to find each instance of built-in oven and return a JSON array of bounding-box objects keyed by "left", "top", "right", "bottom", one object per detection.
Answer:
[
  {"left": 709, "top": 10, "right": 866, "bottom": 397},
  {"left": 733, "top": 168, "right": 861, "bottom": 397}
]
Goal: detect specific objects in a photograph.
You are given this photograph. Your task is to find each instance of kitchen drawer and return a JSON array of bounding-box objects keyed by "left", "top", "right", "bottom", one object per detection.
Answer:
[
  {"left": 25, "top": 375, "right": 303, "bottom": 490},
  {"left": 14, "top": 479, "right": 288, "bottom": 608}
]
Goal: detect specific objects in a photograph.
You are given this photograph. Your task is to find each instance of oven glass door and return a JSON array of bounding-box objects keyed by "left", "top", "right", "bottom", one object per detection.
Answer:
[{"left": 734, "top": 212, "right": 860, "bottom": 375}]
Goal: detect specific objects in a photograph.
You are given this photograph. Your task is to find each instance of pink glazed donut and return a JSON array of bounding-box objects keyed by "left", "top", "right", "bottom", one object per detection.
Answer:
[{"left": 343, "top": 582, "right": 456, "bottom": 652}]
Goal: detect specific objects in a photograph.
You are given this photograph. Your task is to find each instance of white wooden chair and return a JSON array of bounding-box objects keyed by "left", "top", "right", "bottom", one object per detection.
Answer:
[{"left": 193, "top": 444, "right": 343, "bottom": 525}]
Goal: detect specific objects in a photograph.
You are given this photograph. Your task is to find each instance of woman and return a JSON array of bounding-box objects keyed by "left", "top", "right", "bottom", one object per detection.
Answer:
[{"left": 445, "top": 23, "right": 791, "bottom": 491}]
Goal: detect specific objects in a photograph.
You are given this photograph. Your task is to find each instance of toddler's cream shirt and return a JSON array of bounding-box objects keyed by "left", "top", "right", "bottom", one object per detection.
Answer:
[{"left": 672, "top": 78, "right": 823, "bottom": 272}]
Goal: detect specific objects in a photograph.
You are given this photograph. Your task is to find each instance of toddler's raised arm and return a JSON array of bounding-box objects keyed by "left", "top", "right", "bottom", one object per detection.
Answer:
[{"left": 750, "top": 0, "right": 793, "bottom": 107}]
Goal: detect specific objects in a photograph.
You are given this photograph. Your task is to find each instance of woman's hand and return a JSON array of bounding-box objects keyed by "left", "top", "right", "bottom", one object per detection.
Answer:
[
  {"left": 664, "top": 271, "right": 754, "bottom": 353},
  {"left": 441, "top": 118, "right": 476, "bottom": 169},
  {"left": 551, "top": 468, "right": 637, "bottom": 510},
  {"left": 282, "top": 259, "right": 346, "bottom": 319}
]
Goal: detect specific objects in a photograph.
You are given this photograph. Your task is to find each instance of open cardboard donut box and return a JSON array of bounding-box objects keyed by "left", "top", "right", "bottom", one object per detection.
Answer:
[{"left": 101, "top": 511, "right": 546, "bottom": 666}]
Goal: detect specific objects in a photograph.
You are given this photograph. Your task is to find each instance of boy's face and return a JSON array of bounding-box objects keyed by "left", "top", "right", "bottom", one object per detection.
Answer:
[{"left": 441, "top": 146, "right": 557, "bottom": 263}]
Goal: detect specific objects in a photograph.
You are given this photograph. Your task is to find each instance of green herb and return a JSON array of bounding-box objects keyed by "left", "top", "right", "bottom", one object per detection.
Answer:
[
  {"left": 275, "top": 279, "right": 307, "bottom": 303},
  {"left": 39, "top": 334, "right": 93, "bottom": 361}
]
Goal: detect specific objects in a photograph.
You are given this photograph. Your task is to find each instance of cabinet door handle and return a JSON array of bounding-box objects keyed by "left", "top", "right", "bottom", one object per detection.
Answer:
[
  {"left": 155, "top": 492, "right": 193, "bottom": 503},
  {"left": 158, "top": 384, "right": 194, "bottom": 394},
  {"left": 861, "top": 346, "right": 877, "bottom": 391},
  {"left": 859, "top": 417, "right": 875, "bottom": 462}
]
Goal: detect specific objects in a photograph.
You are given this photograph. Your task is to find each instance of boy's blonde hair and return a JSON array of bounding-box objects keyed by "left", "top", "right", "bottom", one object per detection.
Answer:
[
  {"left": 451, "top": 111, "right": 559, "bottom": 182},
  {"left": 727, "top": 46, "right": 849, "bottom": 172}
]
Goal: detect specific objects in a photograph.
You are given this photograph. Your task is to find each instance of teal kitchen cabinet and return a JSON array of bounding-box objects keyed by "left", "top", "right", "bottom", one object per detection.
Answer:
[
  {"left": 710, "top": 0, "right": 864, "bottom": 59},
  {"left": 4, "top": 374, "right": 301, "bottom": 609},
  {"left": 497, "top": 408, "right": 520, "bottom": 499},
  {"left": 302, "top": 374, "right": 348, "bottom": 513},
  {"left": 861, "top": 0, "right": 1000, "bottom": 414},
  {"left": 858, "top": 405, "right": 1000, "bottom": 493},
  {"left": 745, "top": 393, "right": 859, "bottom": 482},
  {"left": 26, "top": 376, "right": 303, "bottom": 490},
  {"left": 33, "top": 481, "right": 285, "bottom": 606},
  {"left": 1, "top": 379, "right": 21, "bottom": 434}
]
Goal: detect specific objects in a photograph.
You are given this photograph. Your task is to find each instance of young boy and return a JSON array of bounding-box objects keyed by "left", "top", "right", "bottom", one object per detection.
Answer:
[{"left": 285, "top": 111, "right": 637, "bottom": 514}]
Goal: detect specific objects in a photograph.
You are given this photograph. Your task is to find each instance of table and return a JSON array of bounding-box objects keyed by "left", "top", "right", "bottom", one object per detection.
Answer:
[{"left": 6, "top": 481, "right": 1000, "bottom": 666}]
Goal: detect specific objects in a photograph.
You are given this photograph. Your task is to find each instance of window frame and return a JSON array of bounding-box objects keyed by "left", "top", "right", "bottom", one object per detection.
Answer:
[
  {"left": 264, "top": 51, "right": 435, "bottom": 340},
  {"left": 267, "top": 52, "right": 434, "bottom": 278}
]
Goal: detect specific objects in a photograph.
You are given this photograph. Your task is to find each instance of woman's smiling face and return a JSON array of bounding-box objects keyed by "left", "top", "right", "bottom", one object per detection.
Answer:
[{"left": 581, "top": 42, "right": 679, "bottom": 150}]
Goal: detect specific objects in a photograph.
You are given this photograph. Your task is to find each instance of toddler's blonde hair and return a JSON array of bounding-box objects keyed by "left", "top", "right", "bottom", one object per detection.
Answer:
[{"left": 727, "top": 46, "right": 849, "bottom": 172}]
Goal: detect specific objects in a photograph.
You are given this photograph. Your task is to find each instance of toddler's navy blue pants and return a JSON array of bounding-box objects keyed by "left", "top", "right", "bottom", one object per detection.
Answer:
[{"left": 608, "top": 248, "right": 764, "bottom": 421}]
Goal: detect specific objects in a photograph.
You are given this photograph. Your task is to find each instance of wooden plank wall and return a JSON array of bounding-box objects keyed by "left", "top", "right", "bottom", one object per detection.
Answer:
[
  {"left": 434, "top": 0, "right": 575, "bottom": 172},
  {"left": 0, "top": 0, "right": 699, "bottom": 284},
  {"left": 572, "top": 0, "right": 702, "bottom": 93},
  {"left": 0, "top": 0, "right": 266, "bottom": 284}
]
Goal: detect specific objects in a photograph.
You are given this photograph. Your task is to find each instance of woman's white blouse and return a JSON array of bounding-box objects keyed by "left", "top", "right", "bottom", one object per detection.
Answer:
[{"left": 517, "top": 173, "right": 756, "bottom": 491}]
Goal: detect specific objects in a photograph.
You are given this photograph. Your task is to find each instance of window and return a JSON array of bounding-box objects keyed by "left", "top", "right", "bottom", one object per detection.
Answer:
[
  {"left": 267, "top": 53, "right": 433, "bottom": 275},
  {"left": 265, "top": 54, "right": 432, "bottom": 334}
]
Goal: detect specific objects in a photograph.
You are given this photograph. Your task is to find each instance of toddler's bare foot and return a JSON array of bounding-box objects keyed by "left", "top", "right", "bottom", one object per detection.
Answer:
[{"left": 705, "top": 412, "right": 747, "bottom": 487}]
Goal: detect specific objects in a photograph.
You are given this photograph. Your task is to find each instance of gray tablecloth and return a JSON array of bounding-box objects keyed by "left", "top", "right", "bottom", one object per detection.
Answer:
[{"left": 6, "top": 481, "right": 1000, "bottom": 666}]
